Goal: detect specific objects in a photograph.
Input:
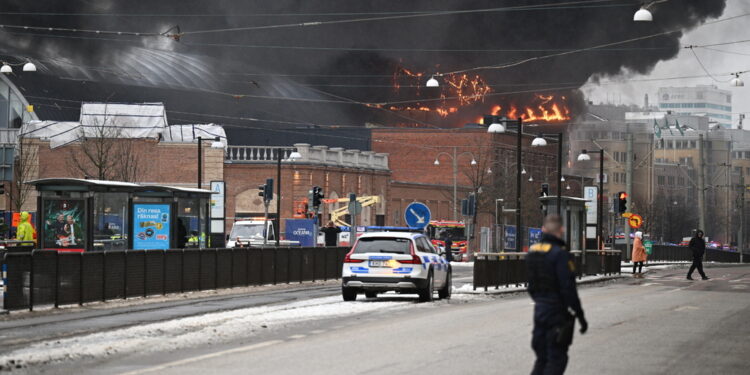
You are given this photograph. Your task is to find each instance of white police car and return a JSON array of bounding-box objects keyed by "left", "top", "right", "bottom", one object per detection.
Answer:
[{"left": 341, "top": 232, "right": 451, "bottom": 302}]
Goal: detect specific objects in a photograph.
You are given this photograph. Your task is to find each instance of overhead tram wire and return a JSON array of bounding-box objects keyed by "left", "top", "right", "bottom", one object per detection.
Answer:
[
  {"left": 437, "top": 12, "right": 750, "bottom": 77},
  {"left": 0, "top": 3, "right": 631, "bottom": 18},
  {"left": 174, "top": 0, "right": 623, "bottom": 36}
]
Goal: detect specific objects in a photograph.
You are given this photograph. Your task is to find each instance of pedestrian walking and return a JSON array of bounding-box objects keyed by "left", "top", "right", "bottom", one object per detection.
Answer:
[
  {"left": 441, "top": 230, "right": 453, "bottom": 262},
  {"left": 320, "top": 221, "right": 342, "bottom": 247},
  {"left": 687, "top": 230, "right": 709, "bottom": 280},
  {"left": 632, "top": 231, "right": 647, "bottom": 278},
  {"left": 526, "top": 214, "right": 587, "bottom": 375}
]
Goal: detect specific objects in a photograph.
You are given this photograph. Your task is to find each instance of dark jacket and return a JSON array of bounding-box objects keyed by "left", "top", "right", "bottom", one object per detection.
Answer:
[
  {"left": 320, "top": 226, "right": 341, "bottom": 246},
  {"left": 688, "top": 236, "right": 706, "bottom": 258},
  {"left": 526, "top": 233, "right": 584, "bottom": 325}
]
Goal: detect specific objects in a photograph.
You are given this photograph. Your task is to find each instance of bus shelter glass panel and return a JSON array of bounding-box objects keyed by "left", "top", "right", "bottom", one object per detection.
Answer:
[
  {"left": 133, "top": 203, "right": 171, "bottom": 250},
  {"left": 92, "top": 192, "right": 128, "bottom": 251},
  {"left": 41, "top": 198, "right": 86, "bottom": 250},
  {"left": 177, "top": 198, "right": 201, "bottom": 248}
]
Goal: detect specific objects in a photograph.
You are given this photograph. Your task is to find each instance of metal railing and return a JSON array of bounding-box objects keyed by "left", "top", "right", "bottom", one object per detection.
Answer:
[
  {"left": 225, "top": 146, "right": 296, "bottom": 163},
  {"left": 473, "top": 250, "right": 622, "bottom": 291},
  {"left": 3, "top": 247, "right": 349, "bottom": 311}
]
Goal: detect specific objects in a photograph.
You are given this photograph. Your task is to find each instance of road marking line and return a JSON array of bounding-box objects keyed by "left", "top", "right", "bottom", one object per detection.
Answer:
[
  {"left": 288, "top": 334, "right": 306, "bottom": 339},
  {"left": 118, "top": 340, "right": 283, "bottom": 375},
  {"left": 309, "top": 329, "right": 326, "bottom": 334}
]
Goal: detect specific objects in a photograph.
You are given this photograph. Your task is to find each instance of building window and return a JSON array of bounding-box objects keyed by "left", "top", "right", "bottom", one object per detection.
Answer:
[
  {"left": 658, "top": 176, "right": 665, "bottom": 185},
  {"left": 677, "top": 177, "right": 685, "bottom": 185},
  {"left": 667, "top": 176, "right": 675, "bottom": 185}
]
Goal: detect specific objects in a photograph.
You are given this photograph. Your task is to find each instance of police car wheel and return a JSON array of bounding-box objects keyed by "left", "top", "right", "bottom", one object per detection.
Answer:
[
  {"left": 365, "top": 291, "right": 378, "bottom": 299},
  {"left": 418, "top": 271, "right": 434, "bottom": 302},
  {"left": 342, "top": 287, "right": 357, "bottom": 301},
  {"left": 438, "top": 271, "right": 451, "bottom": 300}
]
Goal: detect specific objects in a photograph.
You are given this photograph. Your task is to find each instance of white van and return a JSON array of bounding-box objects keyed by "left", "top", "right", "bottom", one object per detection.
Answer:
[{"left": 226, "top": 219, "right": 300, "bottom": 248}]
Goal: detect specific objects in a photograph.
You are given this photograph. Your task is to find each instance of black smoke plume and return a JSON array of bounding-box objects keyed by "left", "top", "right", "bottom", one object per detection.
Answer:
[{"left": 0, "top": 1, "right": 727, "bottom": 140}]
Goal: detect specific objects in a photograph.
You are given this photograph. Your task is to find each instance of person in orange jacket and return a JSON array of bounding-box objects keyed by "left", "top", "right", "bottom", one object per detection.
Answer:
[{"left": 632, "top": 231, "right": 647, "bottom": 278}]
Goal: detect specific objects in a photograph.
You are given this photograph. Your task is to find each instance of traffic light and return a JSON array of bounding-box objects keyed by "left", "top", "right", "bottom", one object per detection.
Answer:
[
  {"left": 617, "top": 191, "right": 628, "bottom": 213},
  {"left": 541, "top": 183, "right": 549, "bottom": 197},
  {"left": 312, "top": 186, "right": 324, "bottom": 208},
  {"left": 259, "top": 178, "right": 274, "bottom": 203}
]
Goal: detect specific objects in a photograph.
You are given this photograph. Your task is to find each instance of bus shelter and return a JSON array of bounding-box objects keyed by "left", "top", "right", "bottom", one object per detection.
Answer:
[
  {"left": 539, "top": 196, "right": 588, "bottom": 251},
  {"left": 28, "top": 178, "right": 213, "bottom": 252}
]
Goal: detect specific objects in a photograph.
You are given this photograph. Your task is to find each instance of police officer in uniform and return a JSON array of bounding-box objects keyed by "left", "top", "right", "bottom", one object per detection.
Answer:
[{"left": 526, "top": 215, "right": 587, "bottom": 375}]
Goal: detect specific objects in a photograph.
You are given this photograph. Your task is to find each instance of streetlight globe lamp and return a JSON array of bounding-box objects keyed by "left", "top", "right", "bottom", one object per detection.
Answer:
[
  {"left": 22, "top": 62, "right": 37, "bottom": 72},
  {"left": 288, "top": 151, "right": 302, "bottom": 160},
  {"left": 528, "top": 175, "right": 533, "bottom": 182},
  {"left": 521, "top": 167, "right": 527, "bottom": 175},
  {"left": 433, "top": 159, "right": 440, "bottom": 166},
  {"left": 633, "top": 7, "right": 653, "bottom": 22},
  {"left": 531, "top": 136, "right": 547, "bottom": 147},
  {"left": 731, "top": 73, "right": 744, "bottom": 87},
  {"left": 426, "top": 76, "right": 439, "bottom": 87},
  {"left": 470, "top": 159, "right": 477, "bottom": 165},
  {"left": 0, "top": 64, "right": 11, "bottom": 74},
  {"left": 210, "top": 139, "right": 224, "bottom": 149},
  {"left": 577, "top": 150, "right": 592, "bottom": 161},
  {"left": 487, "top": 122, "right": 505, "bottom": 133}
]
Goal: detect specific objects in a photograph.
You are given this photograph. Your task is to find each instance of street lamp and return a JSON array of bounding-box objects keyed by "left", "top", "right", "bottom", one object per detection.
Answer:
[
  {"left": 634, "top": 0, "right": 668, "bottom": 22},
  {"left": 578, "top": 149, "right": 605, "bottom": 249},
  {"left": 0, "top": 64, "right": 11, "bottom": 74},
  {"left": 487, "top": 117, "right": 524, "bottom": 252},
  {"left": 22, "top": 61, "right": 37, "bottom": 72},
  {"left": 532, "top": 133, "right": 564, "bottom": 215},
  {"left": 434, "top": 148, "right": 478, "bottom": 220},
  {"left": 276, "top": 147, "right": 302, "bottom": 246},
  {"left": 731, "top": 73, "right": 745, "bottom": 87},
  {"left": 197, "top": 135, "right": 223, "bottom": 189},
  {"left": 426, "top": 76, "right": 439, "bottom": 87}
]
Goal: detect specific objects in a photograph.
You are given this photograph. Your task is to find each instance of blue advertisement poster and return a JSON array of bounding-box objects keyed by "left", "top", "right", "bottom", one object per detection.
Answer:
[
  {"left": 528, "top": 228, "right": 543, "bottom": 247},
  {"left": 504, "top": 225, "right": 516, "bottom": 251},
  {"left": 133, "top": 204, "right": 171, "bottom": 250},
  {"left": 285, "top": 219, "right": 315, "bottom": 247}
]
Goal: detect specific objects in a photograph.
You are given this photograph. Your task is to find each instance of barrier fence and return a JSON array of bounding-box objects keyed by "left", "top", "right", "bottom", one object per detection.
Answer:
[
  {"left": 473, "top": 250, "right": 622, "bottom": 291},
  {"left": 3, "top": 247, "right": 349, "bottom": 311}
]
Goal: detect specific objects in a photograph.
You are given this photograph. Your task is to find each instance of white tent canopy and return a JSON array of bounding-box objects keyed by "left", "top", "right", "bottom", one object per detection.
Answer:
[
  {"left": 19, "top": 103, "right": 226, "bottom": 149},
  {"left": 161, "top": 124, "right": 228, "bottom": 148}
]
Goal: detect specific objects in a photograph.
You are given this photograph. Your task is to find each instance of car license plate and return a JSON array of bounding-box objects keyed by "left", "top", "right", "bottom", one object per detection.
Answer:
[{"left": 369, "top": 260, "right": 389, "bottom": 267}]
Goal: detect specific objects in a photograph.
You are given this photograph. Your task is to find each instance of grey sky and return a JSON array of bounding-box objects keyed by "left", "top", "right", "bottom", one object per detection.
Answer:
[{"left": 583, "top": 0, "right": 750, "bottom": 127}]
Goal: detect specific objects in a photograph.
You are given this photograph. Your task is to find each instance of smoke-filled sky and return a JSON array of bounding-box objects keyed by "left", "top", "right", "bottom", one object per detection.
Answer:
[
  {"left": 0, "top": 0, "right": 734, "bottom": 133},
  {"left": 584, "top": 0, "right": 749, "bottom": 127}
]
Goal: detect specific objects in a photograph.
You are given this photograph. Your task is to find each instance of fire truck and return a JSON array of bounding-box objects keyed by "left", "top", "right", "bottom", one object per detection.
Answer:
[{"left": 426, "top": 220, "right": 468, "bottom": 261}]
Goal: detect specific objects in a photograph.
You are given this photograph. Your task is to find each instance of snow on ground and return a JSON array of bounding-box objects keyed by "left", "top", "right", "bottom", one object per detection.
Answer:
[{"left": 0, "top": 295, "right": 419, "bottom": 369}]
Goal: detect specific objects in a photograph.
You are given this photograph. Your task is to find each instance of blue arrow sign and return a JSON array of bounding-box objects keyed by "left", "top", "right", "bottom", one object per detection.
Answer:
[{"left": 404, "top": 202, "right": 431, "bottom": 229}]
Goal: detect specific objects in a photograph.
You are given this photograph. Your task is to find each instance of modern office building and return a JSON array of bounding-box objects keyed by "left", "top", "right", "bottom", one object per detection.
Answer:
[{"left": 657, "top": 85, "right": 733, "bottom": 129}]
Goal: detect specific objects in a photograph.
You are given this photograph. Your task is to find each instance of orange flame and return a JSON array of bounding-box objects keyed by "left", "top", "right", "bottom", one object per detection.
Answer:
[{"left": 388, "top": 66, "right": 571, "bottom": 123}]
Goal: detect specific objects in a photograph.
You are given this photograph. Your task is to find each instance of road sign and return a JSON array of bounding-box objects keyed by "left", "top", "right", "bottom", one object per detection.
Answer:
[
  {"left": 584, "top": 186, "right": 598, "bottom": 224},
  {"left": 348, "top": 201, "right": 362, "bottom": 215},
  {"left": 404, "top": 202, "right": 431, "bottom": 229},
  {"left": 628, "top": 214, "right": 643, "bottom": 229}
]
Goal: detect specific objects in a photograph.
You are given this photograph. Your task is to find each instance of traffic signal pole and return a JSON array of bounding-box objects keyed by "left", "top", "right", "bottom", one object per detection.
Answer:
[{"left": 625, "top": 133, "right": 633, "bottom": 261}]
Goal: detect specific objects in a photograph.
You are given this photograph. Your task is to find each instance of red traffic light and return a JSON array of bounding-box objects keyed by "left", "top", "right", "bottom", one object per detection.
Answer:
[{"left": 619, "top": 192, "right": 628, "bottom": 199}]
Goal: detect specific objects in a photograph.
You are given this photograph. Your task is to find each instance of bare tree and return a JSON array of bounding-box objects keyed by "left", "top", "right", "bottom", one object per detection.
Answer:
[
  {"left": 67, "top": 118, "right": 145, "bottom": 182},
  {"left": 9, "top": 136, "right": 38, "bottom": 213}
]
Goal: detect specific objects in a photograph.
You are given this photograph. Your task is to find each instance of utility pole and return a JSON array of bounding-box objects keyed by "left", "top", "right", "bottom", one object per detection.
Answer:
[
  {"left": 697, "top": 134, "right": 706, "bottom": 234},
  {"left": 740, "top": 169, "right": 745, "bottom": 263},
  {"left": 625, "top": 133, "right": 633, "bottom": 260}
]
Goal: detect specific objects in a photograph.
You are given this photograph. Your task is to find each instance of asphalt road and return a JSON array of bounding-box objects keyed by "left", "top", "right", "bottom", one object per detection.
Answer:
[
  {"left": 0, "top": 265, "right": 474, "bottom": 355},
  {"left": 35, "top": 265, "right": 749, "bottom": 375}
]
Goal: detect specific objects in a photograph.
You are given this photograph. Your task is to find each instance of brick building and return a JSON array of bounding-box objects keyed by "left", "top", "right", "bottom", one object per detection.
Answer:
[{"left": 371, "top": 128, "right": 561, "bottom": 237}]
